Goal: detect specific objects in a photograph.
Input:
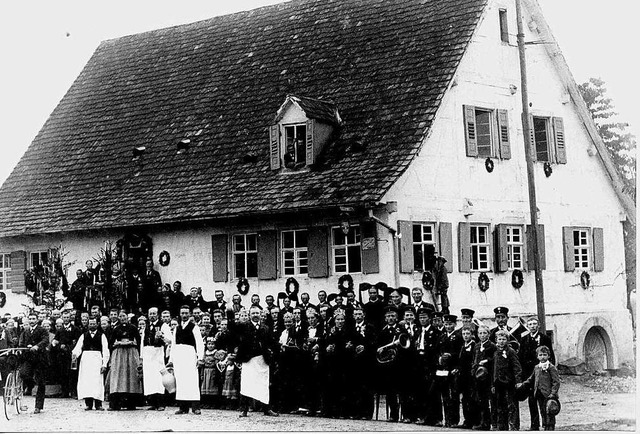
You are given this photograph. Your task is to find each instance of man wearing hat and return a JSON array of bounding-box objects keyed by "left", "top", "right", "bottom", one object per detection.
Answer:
[
  {"left": 414, "top": 307, "right": 442, "bottom": 426},
  {"left": 376, "top": 305, "right": 402, "bottom": 422},
  {"left": 490, "top": 307, "right": 516, "bottom": 344},
  {"left": 422, "top": 244, "right": 450, "bottom": 313},
  {"left": 436, "top": 314, "right": 463, "bottom": 427},
  {"left": 398, "top": 306, "right": 419, "bottom": 423},
  {"left": 432, "top": 311, "right": 445, "bottom": 333},
  {"left": 460, "top": 308, "right": 479, "bottom": 341}
]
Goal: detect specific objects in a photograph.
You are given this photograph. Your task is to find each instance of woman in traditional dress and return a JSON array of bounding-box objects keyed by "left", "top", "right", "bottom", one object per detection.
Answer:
[
  {"left": 72, "top": 317, "right": 110, "bottom": 410},
  {"left": 108, "top": 310, "right": 143, "bottom": 410}
]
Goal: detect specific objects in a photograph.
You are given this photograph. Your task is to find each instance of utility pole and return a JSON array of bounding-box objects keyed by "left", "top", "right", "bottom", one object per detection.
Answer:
[{"left": 515, "top": 0, "right": 546, "bottom": 333}]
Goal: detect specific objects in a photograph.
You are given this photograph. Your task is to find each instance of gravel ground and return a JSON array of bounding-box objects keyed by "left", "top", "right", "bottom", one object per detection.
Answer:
[{"left": 2, "top": 375, "right": 635, "bottom": 432}]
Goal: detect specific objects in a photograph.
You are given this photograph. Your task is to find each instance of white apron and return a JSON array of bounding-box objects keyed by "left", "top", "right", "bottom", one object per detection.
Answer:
[
  {"left": 77, "top": 351, "right": 104, "bottom": 401},
  {"left": 141, "top": 345, "right": 165, "bottom": 396},
  {"left": 172, "top": 344, "right": 200, "bottom": 401},
  {"left": 240, "top": 355, "right": 270, "bottom": 404}
]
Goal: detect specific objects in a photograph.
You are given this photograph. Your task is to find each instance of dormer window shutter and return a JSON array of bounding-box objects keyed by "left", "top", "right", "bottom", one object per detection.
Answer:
[
  {"left": 463, "top": 105, "right": 478, "bottom": 157},
  {"left": 552, "top": 116, "right": 567, "bottom": 164},
  {"left": 269, "top": 124, "right": 281, "bottom": 170},
  {"left": 497, "top": 109, "right": 511, "bottom": 159},
  {"left": 305, "top": 119, "right": 315, "bottom": 165}
]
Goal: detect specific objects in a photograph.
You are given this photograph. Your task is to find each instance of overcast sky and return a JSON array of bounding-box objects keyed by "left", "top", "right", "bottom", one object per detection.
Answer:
[{"left": 0, "top": 0, "right": 637, "bottom": 185}]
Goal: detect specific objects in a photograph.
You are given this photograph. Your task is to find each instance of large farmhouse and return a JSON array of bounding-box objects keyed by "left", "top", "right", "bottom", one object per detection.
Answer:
[{"left": 0, "top": 0, "right": 634, "bottom": 370}]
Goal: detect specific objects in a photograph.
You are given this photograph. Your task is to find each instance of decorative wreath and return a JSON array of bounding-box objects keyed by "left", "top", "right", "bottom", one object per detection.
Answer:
[
  {"left": 422, "top": 271, "right": 435, "bottom": 292},
  {"left": 159, "top": 251, "right": 171, "bottom": 267},
  {"left": 338, "top": 274, "right": 354, "bottom": 294},
  {"left": 580, "top": 271, "right": 591, "bottom": 289},
  {"left": 0, "top": 291, "right": 6, "bottom": 308},
  {"left": 511, "top": 269, "right": 524, "bottom": 289},
  {"left": 543, "top": 162, "right": 553, "bottom": 178},
  {"left": 285, "top": 277, "right": 300, "bottom": 301},
  {"left": 485, "top": 157, "right": 495, "bottom": 173},
  {"left": 478, "top": 272, "right": 490, "bottom": 292},
  {"left": 237, "top": 277, "right": 250, "bottom": 295}
]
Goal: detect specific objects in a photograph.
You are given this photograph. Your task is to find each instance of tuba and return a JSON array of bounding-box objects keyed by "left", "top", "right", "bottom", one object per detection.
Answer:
[
  {"left": 506, "top": 316, "right": 527, "bottom": 353},
  {"left": 376, "top": 333, "right": 411, "bottom": 364}
]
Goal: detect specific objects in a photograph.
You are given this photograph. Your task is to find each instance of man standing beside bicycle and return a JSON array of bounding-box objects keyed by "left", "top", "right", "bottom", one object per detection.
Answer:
[{"left": 18, "top": 313, "right": 49, "bottom": 414}]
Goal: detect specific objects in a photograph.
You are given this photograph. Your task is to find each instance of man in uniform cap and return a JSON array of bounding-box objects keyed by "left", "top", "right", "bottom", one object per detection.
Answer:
[
  {"left": 460, "top": 308, "right": 478, "bottom": 341},
  {"left": 489, "top": 307, "right": 511, "bottom": 342},
  {"left": 414, "top": 307, "right": 442, "bottom": 425},
  {"left": 376, "top": 305, "right": 401, "bottom": 422},
  {"left": 432, "top": 311, "right": 445, "bottom": 332},
  {"left": 436, "top": 314, "right": 463, "bottom": 427}
]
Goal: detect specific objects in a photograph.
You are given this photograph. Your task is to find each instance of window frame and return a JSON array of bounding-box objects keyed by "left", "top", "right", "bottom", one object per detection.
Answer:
[
  {"left": 281, "top": 229, "right": 309, "bottom": 276},
  {"left": 331, "top": 224, "right": 362, "bottom": 274},
  {"left": 282, "top": 123, "right": 307, "bottom": 168},
  {"left": 505, "top": 225, "right": 525, "bottom": 270},
  {"left": 532, "top": 115, "right": 553, "bottom": 162},
  {"left": 469, "top": 224, "right": 491, "bottom": 271},
  {"left": 499, "top": 9, "right": 509, "bottom": 43},
  {"left": 411, "top": 222, "right": 437, "bottom": 271},
  {"left": 0, "top": 253, "right": 10, "bottom": 291},
  {"left": 572, "top": 227, "right": 592, "bottom": 270},
  {"left": 29, "top": 251, "right": 49, "bottom": 270},
  {"left": 463, "top": 105, "right": 510, "bottom": 159},
  {"left": 231, "top": 233, "right": 258, "bottom": 279}
]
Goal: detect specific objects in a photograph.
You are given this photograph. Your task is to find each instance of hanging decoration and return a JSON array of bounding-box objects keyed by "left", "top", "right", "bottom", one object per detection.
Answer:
[
  {"left": 159, "top": 251, "right": 171, "bottom": 267},
  {"left": 236, "top": 277, "right": 250, "bottom": 295},
  {"left": 485, "top": 157, "right": 495, "bottom": 173},
  {"left": 285, "top": 277, "right": 300, "bottom": 301},
  {"left": 478, "top": 272, "right": 490, "bottom": 292},
  {"left": 422, "top": 271, "right": 435, "bottom": 292},
  {"left": 338, "top": 274, "right": 354, "bottom": 294},
  {"left": 543, "top": 162, "right": 553, "bottom": 178},
  {"left": 0, "top": 291, "right": 6, "bottom": 308},
  {"left": 511, "top": 269, "right": 524, "bottom": 289},
  {"left": 580, "top": 271, "right": 591, "bottom": 289}
]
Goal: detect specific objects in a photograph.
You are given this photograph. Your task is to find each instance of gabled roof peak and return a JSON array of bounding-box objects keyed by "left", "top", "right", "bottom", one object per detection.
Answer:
[{"left": 274, "top": 94, "right": 342, "bottom": 126}]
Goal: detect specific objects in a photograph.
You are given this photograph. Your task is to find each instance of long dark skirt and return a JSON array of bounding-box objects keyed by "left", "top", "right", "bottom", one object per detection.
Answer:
[{"left": 108, "top": 345, "right": 142, "bottom": 409}]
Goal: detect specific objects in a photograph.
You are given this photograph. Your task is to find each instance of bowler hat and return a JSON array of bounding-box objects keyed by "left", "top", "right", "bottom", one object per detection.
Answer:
[{"left": 546, "top": 398, "right": 561, "bottom": 416}]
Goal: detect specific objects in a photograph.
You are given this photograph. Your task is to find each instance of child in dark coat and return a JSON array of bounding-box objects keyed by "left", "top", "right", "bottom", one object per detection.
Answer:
[{"left": 520, "top": 345, "right": 560, "bottom": 430}]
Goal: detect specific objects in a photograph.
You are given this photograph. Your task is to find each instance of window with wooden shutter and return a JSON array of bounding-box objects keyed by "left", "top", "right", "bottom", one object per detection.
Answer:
[
  {"left": 463, "top": 105, "right": 479, "bottom": 157},
  {"left": 306, "top": 119, "right": 315, "bottom": 165},
  {"left": 0, "top": 253, "right": 11, "bottom": 291},
  {"left": 526, "top": 224, "right": 546, "bottom": 271},
  {"left": 398, "top": 220, "right": 414, "bottom": 273},
  {"left": 552, "top": 116, "right": 567, "bottom": 164},
  {"left": 497, "top": 109, "right": 511, "bottom": 159},
  {"left": 438, "top": 222, "right": 453, "bottom": 273},
  {"left": 258, "top": 230, "right": 278, "bottom": 279},
  {"left": 458, "top": 222, "right": 471, "bottom": 272},
  {"left": 9, "top": 251, "right": 26, "bottom": 294},
  {"left": 592, "top": 227, "right": 604, "bottom": 272},
  {"left": 308, "top": 226, "right": 329, "bottom": 278},
  {"left": 495, "top": 224, "right": 509, "bottom": 272},
  {"left": 361, "top": 221, "right": 379, "bottom": 274},
  {"left": 211, "top": 234, "right": 228, "bottom": 282},
  {"left": 269, "top": 125, "right": 280, "bottom": 170},
  {"left": 562, "top": 227, "right": 576, "bottom": 272}
]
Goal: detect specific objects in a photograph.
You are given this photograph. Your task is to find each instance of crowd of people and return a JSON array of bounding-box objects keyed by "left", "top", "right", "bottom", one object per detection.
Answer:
[{"left": 0, "top": 262, "right": 561, "bottom": 431}]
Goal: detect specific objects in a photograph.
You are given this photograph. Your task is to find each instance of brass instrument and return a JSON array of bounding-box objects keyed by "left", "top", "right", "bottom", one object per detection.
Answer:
[{"left": 376, "top": 333, "right": 411, "bottom": 364}]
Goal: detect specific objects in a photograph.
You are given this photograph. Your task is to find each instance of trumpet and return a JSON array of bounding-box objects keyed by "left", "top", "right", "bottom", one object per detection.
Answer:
[{"left": 376, "top": 333, "right": 411, "bottom": 364}]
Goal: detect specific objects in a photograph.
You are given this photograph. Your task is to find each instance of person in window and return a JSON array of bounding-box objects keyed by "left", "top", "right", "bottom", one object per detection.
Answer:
[
  {"left": 283, "top": 140, "right": 297, "bottom": 169},
  {"left": 423, "top": 245, "right": 450, "bottom": 313}
]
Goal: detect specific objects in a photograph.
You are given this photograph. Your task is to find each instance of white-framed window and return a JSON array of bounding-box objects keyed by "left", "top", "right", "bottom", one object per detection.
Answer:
[
  {"left": 0, "top": 253, "right": 10, "bottom": 290},
  {"left": 412, "top": 223, "right": 436, "bottom": 271},
  {"left": 332, "top": 225, "right": 362, "bottom": 274},
  {"left": 506, "top": 226, "right": 524, "bottom": 270},
  {"left": 29, "top": 251, "right": 49, "bottom": 270},
  {"left": 232, "top": 233, "right": 258, "bottom": 279},
  {"left": 573, "top": 228, "right": 591, "bottom": 269},
  {"left": 470, "top": 224, "right": 490, "bottom": 271},
  {"left": 283, "top": 124, "right": 307, "bottom": 168},
  {"left": 282, "top": 229, "right": 308, "bottom": 276}
]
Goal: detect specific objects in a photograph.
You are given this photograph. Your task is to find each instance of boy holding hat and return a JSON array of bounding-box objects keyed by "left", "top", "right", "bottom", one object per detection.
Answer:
[
  {"left": 471, "top": 324, "right": 496, "bottom": 430},
  {"left": 436, "top": 314, "right": 463, "bottom": 427},
  {"left": 519, "top": 345, "right": 560, "bottom": 431}
]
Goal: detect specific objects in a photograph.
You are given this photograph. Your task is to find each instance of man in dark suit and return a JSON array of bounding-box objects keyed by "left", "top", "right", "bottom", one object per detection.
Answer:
[
  {"left": 19, "top": 313, "right": 50, "bottom": 413},
  {"left": 436, "top": 314, "right": 464, "bottom": 427},
  {"left": 519, "top": 316, "right": 555, "bottom": 431},
  {"left": 298, "top": 292, "right": 316, "bottom": 313},
  {"left": 52, "top": 311, "right": 79, "bottom": 398},
  {"left": 141, "top": 260, "right": 162, "bottom": 312},
  {"left": 351, "top": 306, "right": 377, "bottom": 420},
  {"left": 411, "top": 287, "right": 436, "bottom": 312},
  {"left": 414, "top": 308, "right": 442, "bottom": 425},
  {"left": 376, "top": 305, "right": 402, "bottom": 422}
]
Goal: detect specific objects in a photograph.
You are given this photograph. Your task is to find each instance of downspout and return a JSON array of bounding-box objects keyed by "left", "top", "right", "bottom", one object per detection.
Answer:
[{"left": 368, "top": 209, "right": 400, "bottom": 288}]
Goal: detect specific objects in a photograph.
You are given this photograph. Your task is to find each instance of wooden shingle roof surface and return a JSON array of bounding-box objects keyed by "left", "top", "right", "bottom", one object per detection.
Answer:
[{"left": 0, "top": 0, "right": 487, "bottom": 237}]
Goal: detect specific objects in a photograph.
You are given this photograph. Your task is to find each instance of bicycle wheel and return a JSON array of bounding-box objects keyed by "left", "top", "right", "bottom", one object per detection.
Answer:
[
  {"left": 3, "top": 372, "right": 14, "bottom": 420},
  {"left": 14, "top": 374, "right": 23, "bottom": 414}
]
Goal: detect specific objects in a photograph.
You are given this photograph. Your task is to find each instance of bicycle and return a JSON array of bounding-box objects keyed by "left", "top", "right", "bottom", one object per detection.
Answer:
[{"left": 1, "top": 347, "right": 29, "bottom": 420}]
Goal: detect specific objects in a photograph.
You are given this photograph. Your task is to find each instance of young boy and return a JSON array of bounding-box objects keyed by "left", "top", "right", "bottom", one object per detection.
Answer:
[
  {"left": 491, "top": 330, "right": 522, "bottom": 431},
  {"left": 471, "top": 325, "right": 496, "bottom": 430},
  {"left": 520, "top": 345, "right": 560, "bottom": 430}
]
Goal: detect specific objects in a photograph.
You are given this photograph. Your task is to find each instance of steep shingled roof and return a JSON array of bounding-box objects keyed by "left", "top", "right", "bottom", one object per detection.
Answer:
[{"left": 0, "top": 0, "right": 487, "bottom": 237}]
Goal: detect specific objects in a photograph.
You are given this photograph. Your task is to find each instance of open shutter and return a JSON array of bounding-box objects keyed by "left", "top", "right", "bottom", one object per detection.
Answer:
[
  {"left": 438, "top": 222, "right": 453, "bottom": 273},
  {"left": 269, "top": 124, "right": 280, "bottom": 170},
  {"left": 458, "top": 222, "right": 471, "bottom": 272},
  {"left": 592, "top": 227, "right": 604, "bottom": 272},
  {"left": 258, "top": 230, "right": 278, "bottom": 280},
  {"left": 211, "top": 235, "right": 228, "bottom": 282},
  {"left": 525, "top": 113, "right": 536, "bottom": 161},
  {"left": 361, "top": 221, "right": 379, "bottom": 274},
  {"left": 562, "top": 226, "right": 575, "bottom": 272},
  {"left": 552, "top": 116, "right": 567, "bottom": 164},
  {"left": 308, "top": 226, "right": 328, "bottom": 278},
  {"left": 526, "top": 224, "right": 546, "bottom": 271},
  {"left": 463, "top": 105, "right": 478, "bottom": 157},
  {"left": 398, "top": 220, "right": 413, "bottom": 273},
  {"left": 497, "top": 109, "right": 511, "bottom": 159},
  {"left": 495, "top": 224, "right": 509, "bottom": 272},
  {"left": 9, "top": 251, "right": 26, "bottom": 294},
  {"left": 306, "top": 119, "right": 315, "bottom": 165}
]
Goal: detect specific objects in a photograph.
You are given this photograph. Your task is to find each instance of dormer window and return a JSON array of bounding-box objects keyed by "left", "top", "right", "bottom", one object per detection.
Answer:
[{"left": 269, "top": 95, "right": 342, "bottom": 170}]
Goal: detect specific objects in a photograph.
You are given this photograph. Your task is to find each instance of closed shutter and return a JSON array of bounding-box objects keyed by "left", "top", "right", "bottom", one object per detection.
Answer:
[
  {"left": 592, "top": 227, "right": 604, "bottom": 272},
  {"left": 463, "top": 105, "right": 478, "bottom": 157},
  {"left": 398, "top": 220, "right": 413, "bottom": 273},
  {"left": 526, "top": 113, "right": 536, "bottom": 161},
  {"left": 361, "top": 221, "right": 379, "bottom": 274},
  {"left": 552, "top": 117, "right": 567, "bottom": 164},
  {"left": 438, "top": 222, "right": 453, "bottom": 273},
  {"left": 526, "top": 224, "right": 546, "bottom": 271},
  {"left": 306, "top": 119, "right": 315, "bottom": 165},
  {"left": 562, "top": 226, "right": 575, "bottom": 272},
  {"left": 495, "top": 224, "right": 509, "bottom": 272},
  {"left": 308, "top": 226, "right": 328, "bottom": 278},
  {"left": 269, "top": 124, "right": 280, "bottom": 170},
  {"left": 458, "top": 222, "right": 471, "bottom": 272},
  {"left": 497, "top": 109, "right": 511, "bottom": 159},
  {"left": 258, "top": 230, "right": 278, "bottom": 280},
  {"left": 9, "top": 251, "right": 26, "bottom": 294},
  {"left": 211, "top": 235, "right": 228, "bottom": 282}
]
